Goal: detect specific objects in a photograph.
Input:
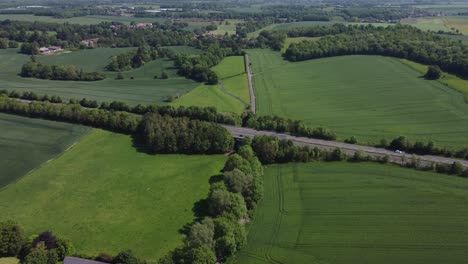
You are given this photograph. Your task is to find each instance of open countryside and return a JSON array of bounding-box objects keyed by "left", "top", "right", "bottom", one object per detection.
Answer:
[
  {"left": 248, "top": 49, "right": 468, "bottom": 147},
  {"left": 0, "top": 1, "right": 468, "bottom": 264}
]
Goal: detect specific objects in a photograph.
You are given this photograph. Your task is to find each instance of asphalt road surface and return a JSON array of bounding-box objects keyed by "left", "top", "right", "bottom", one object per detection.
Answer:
[{"left": 223, "top": 125, "right": 468, "bottom": 168}]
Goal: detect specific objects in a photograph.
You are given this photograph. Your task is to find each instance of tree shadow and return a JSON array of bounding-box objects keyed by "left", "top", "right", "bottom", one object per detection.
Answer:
[{"left": 130, "top": 134, "right": 152, "bottom": 154}]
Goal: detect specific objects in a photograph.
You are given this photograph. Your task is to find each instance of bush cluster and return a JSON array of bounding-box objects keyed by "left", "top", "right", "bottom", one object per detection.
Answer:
[
  {"left": 0, "top": 221, "right": 74, "bottom": 264},
  {"left": 20, "top": 60, "right": 105, "bottom": 81}
]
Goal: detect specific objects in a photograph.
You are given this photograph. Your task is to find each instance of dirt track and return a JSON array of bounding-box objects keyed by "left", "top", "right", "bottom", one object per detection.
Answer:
[{"left": 244, "top": 55, "right": 256, "bottom": 113}]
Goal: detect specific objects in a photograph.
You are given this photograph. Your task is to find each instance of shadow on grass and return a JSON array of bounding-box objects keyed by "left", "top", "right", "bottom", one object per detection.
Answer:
[{"left": 178, "top": 173, "right": 223, "bottom": 235}]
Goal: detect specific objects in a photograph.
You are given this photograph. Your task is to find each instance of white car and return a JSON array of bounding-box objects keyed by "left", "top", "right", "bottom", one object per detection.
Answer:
[{"left": 395, "top": 150, "right": 405, "bottom": 154}]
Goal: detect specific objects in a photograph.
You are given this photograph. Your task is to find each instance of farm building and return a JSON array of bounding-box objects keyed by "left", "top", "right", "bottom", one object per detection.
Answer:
[
  {"left": 39, "top": 46, "right": 63, "bottom": 55},
  {"left": 81, "top": 38, "right": 99, "bottom": 48}
]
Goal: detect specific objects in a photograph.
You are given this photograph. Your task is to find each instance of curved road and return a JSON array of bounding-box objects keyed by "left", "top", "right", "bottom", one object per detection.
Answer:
[{"left": 223, "top": 125, "right": 468, "bottom": 168}]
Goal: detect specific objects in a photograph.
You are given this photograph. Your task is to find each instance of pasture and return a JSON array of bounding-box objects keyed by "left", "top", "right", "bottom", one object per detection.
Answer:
[
  {"left": 0, "top": 113, "right": 89, "bottom": 189},
  {"left": 172, "top": 56, "right": 250, "bottom": 113},
  {"left": 0, "top": 258, "right": 18, "bottom": 264},
  {"left": 0, "top": 129, "right": 227, "bottom": 261},
  {"left": 232, "top": 162, "right": 468, "bottom": 264},
  {"left": 247, "top": 49, "right": 468, "bottom": 147},
  {"left": 0, "top": 48, "right": 199, "bottom": 105},
  {"left": 0, "top": 14, "right": 165, "bottom": 25},
  {"left": 282, "top": 37, "right": 320, "bottom": 52}
]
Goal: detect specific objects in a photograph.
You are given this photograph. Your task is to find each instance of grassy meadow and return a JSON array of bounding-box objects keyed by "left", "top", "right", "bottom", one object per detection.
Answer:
[
  {"left": 232, "top": 162, "right": 468, "bottom": 264},
  {"left": 247, "top": 49, "right": 468, "bottom": 147},
  {"left": 0, "top": 129, "right": 227, "bottom": 261},
  {"left": 0, "top": 48, "right": 199, "bottom": 105},
  {"left": 172, "top": 56, "right": 250, "bottom": 113},
  {"left": 0, "top": 113, "right": 89, "bottom": 189}
]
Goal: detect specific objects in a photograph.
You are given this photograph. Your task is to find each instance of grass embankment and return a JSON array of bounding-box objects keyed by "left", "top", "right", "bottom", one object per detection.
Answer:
[
  {"left": 232, "top": 162, "right": 468, "bottom": 264},
  {"left": 247, "top": 49, "right": 468, "bottom": 147},
  {"left": 399, "top": 59, "right": 468, "bottom": 102},
  {"left": 0, "top": 48, "right": 199, "bottom": 105},
  {"left": 172, "top": 56, "right": 250, "bottom": 113},
  {"left": 0, "top": 113, "right": 90, "bottom": 189},
  {"left": 0, "top": 129, "right": 227, "bottom": 261}
]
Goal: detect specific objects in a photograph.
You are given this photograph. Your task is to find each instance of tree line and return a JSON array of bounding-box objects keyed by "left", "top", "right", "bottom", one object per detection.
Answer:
[
  {"left": 20, "top": 58, "right": 105, "bottom": 81},
  {"left": 0, "top": 96, "right": 232, "bottom": 155},
  {"left": 159, "top": 141, "right": 264, "bottom": 263},
  {"left": 283, "top": 24, "right": 468, "bottom": 78},
  {"left": 250, "top": 135, "right": 468, "bottom": 177},
  {"left": 139, "top": 113, "right": 234, "bottom": 154},
  {"left": 383, "top": 136, "right": 468, "bottom": 161},
  {"left": 106, "top": 46, "right": 172, "bottom": 72},
  {"left": 242, "top": 112, "right": 337, "bottom": 140}
]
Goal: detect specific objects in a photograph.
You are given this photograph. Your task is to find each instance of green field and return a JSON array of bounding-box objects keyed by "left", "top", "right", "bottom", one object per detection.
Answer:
[
  {"left": 0, "top": 48, "right": 199, "bottom": 105},
  {"left": 172, "top": 56, "right": 250, "bottom": 113},
  {"left": 0, "top": 113, "right": 89, "bottom": 189},
  {"left": 399, "top": 59, "right": 468, "bottom": 101},
  {"left": 400, "top": 17, "right": 468, "bottom": 33},
  {"left": 0, "top": 258, "right": 18, "bottom": 264},
  {"left": 0, "top": 14, "right": 165, "bottom": 25},
  {"left": 212, "top": 19, "right": 242, "bottom": 35},
  {"left": 413, "top": 3, "right": 468, "bottom": 14},
  {"left": 232, "top": 162, "right": 468, "bottom": 264},
  {"left": 0, "top": 129, "right": 227, "bottom": 261},
  {"left": 247, "top": 49, "right": 468, "bottom": 147}
]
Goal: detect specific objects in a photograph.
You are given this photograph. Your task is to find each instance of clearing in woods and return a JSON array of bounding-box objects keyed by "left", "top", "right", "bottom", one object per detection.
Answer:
[
  {"left": 231, "top": 162, "right": 468, "bottom": 264},
  {"left": 247, "top": 49, "right": 468, "bottom": 147},
  {"left": 0, "top": 129, "right": 227, "bottom": 261},
  {"left": 0, "top": 113, "right": 90, "bottom": 189},
  {"left": 0, "top": 47, "right": 200, "bottom": 105},
  {"left": 172, "top": 56, "right": 250, "bottom": 113}
]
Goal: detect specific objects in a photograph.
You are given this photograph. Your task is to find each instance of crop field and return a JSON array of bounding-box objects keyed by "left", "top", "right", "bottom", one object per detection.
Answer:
[
  {"left": 400, "top": 16, "right": 468, "bottom": 34},
  {"left": 399, "top": 59, "right": 468, "bottom": 101},
  {"left": 172, "top": 56, "right": 250, "bottom": 113},
  {"left": 400, "top": 17, "right": 453, "bottom": 32},
  {"left": 0, "top": 48, "right": 199, "bottom": 105},
  {"left": 0, "top": 14, "right": 165, "bottom": 25},
  {"left": 0, "top": 113, "right": 89, "bottom": 190},
  {"left": 412, "top": 3, "right": 468, "bottom": 14},
  {"left": 0, "top": 129, "right": 227, "bottom": 261},
  {"left": 231, "top": 162, "right": 468, "bottom": 264},
  {"left": 247, "top": 49, "right": 468, "bottom": 147}
]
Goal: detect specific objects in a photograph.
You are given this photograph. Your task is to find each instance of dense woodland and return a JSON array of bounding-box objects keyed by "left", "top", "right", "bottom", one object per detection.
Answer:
[
  {"left": 284, "top": 24, "right": 468, "bottom": 78},
  {"left": 20, "top": 59, "right": 105, "bottom": 81}
]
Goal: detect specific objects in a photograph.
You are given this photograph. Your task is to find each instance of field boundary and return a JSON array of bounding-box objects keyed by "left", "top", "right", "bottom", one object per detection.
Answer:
[{"left": 0, "top": 127, "right": 93, "bottom": 191}]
